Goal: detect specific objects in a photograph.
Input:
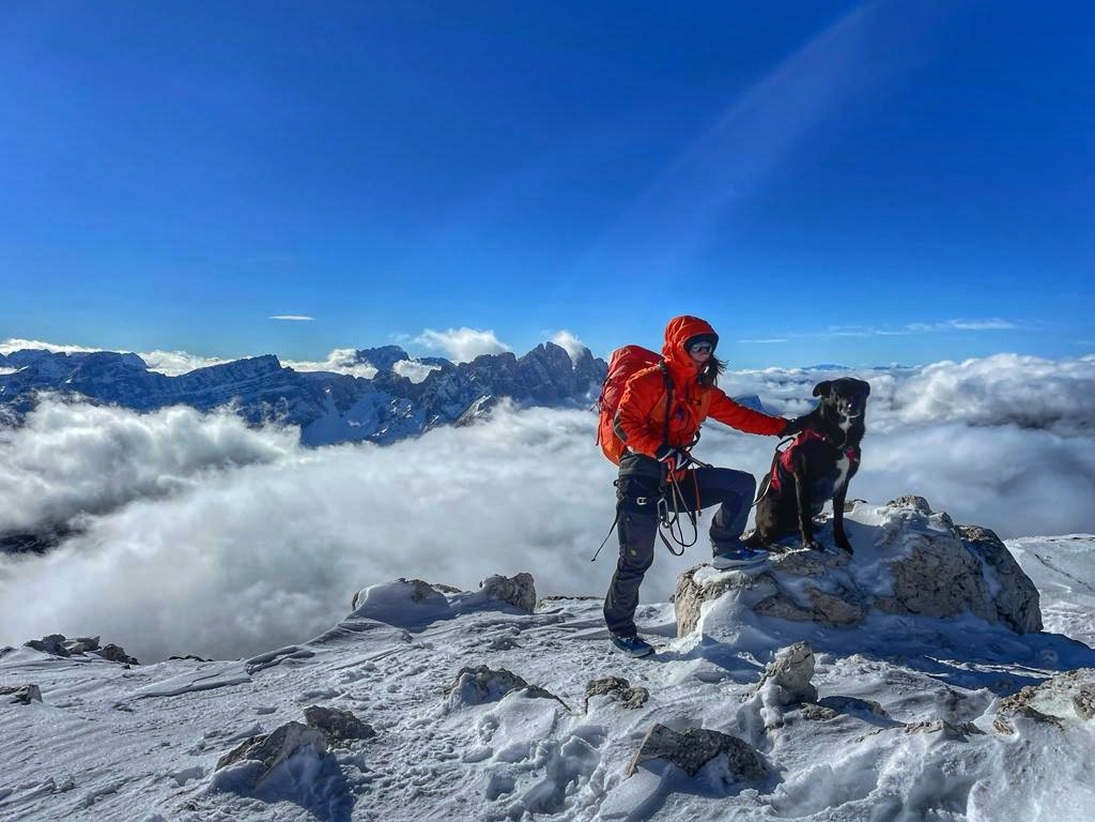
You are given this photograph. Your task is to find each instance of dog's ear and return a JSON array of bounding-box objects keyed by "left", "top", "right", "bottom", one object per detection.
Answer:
[
  {"left": 812, "top": 381, "right": 832, "bottom": 398},
  {"left": 856, "top": 379, "right": 871, "bottom": 397}
]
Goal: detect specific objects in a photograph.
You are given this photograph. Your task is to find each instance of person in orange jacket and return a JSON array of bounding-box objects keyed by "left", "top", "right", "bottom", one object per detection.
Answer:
[{"left": 604, "top": 314, "right": 809, "bottom": 657}]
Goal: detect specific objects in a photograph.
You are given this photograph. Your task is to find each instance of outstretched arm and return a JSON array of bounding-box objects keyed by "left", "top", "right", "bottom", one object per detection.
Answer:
[{"left": 707, "top": 389, "right": 789, "bottom": 436}]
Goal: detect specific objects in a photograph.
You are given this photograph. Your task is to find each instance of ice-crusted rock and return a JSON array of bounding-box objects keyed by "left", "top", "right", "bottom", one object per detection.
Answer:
[
  {"left": 212, "top": 721, "right": 329, "bottom": 793},
  {"left": 350, "top": 578, "right": 452, "bottom": 628},
  {"left": 303, "top": 705, "right": 375, "bottom": 743},
  {"left": 1, "top": 684, "right": 43, "bottom": 704},
  {"left": 443, "top": 665, "right": 561, "bottom": 713},
  {"left": 584, "top": 676, "right": 650, "bottom": 712},
  {"left": 993, "top": 668, "right": 1095, "bottom": 734},
  {"left": 626, "top": 724, "right": 768, "bottom": 780},
  {"left": 477, "top": 572, "right": 537, "bottom": 613},
  {"left": 756, "top": 641, "right": 817, "bottom": 705},
  {"left": 674, "top": 496, "right": 1042, "bottom": 637}
]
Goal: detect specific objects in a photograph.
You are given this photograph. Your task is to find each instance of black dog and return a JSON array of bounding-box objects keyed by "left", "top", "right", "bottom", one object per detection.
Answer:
[{"left": 746, "top": 378, "right": 870, "bottom": 553}]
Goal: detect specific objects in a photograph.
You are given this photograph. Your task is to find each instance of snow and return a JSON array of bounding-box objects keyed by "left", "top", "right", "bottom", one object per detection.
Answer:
[{"left": 2, "top": 529, "right": 1094, "bottom": 821}]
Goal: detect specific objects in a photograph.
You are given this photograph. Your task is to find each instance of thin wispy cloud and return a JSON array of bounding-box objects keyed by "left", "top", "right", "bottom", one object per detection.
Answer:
[
  {"left": 775, "top": 318, "right": 1022, "bottom": 340},
  {"left": 907, "top": 318, "right": 1018, "bottom": 332},
  {"left": 269, "top": 315, "right": 315, "bottom": 321},
  {"left": 414, "top": 327, "right": 509, "bottom": 362}
]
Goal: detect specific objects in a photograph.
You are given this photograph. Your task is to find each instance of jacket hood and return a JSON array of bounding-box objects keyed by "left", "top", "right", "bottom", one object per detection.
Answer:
[{"left": 662, "top": 315, "right": 719, "bottom": 367}]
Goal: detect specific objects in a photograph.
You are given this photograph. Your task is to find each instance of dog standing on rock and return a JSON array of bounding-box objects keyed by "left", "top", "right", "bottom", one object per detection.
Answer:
[{"left": 746, "top": 378, "right": 871, "bottom": 553}]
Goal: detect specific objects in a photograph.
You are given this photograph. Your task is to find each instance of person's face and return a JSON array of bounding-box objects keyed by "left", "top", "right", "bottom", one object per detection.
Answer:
[{"left": 688, "top": 341, "right": 713, "bottom": 368}]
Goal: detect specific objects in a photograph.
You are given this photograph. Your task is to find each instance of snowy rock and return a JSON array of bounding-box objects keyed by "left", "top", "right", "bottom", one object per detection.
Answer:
[
  {"left": 477, "top": 572, "right": 537, "bottom": 613},
  {"left": 756, "top": 641, "right": 817, "bottom": 705},
  {"left": 350, "top": 578, "right": 452, "bottom": 628},
  {"left": 23, "top": 634, "right": 69, "bottom": 656},
  {"left": 303, "top": 705, "right": 375, "bottom": 743},
  {"left": 213, "top": 720, "right": 329, "bottom": 787},
  {"left": 443, "top": 665, "right": 560, "bottom": 713},
  {"left": 97, "top": 644, "right": 139, "bottom": 665},
  {"left": 674, "top": 496, "right": 1043, "bottom": 637},
  {"left": 1, "top": 684, "right": 42, "bottom": 704},
  {"left": 584, "top": 676, "right": 649, "bottom": 711},
  {"left": 63, "top": 636, "right": 101, "bottom": 655},
  {"left": 625, "top": 724, "right": 767, "bottom": 780}
]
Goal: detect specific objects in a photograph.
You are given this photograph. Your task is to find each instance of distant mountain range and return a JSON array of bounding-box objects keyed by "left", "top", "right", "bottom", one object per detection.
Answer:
[{"left": 0, "top": 344, "right": 607, "bottom": 446}]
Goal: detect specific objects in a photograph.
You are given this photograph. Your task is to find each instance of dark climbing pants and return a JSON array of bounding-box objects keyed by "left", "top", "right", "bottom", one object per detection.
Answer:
[{"left": 603, "top": 462, "right": 756, "bottom": 637}]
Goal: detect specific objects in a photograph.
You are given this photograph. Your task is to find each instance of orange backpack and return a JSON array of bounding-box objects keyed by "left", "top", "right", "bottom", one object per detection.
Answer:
[{"left": 594, "top": 345, "right": 666, "bottom": 464}]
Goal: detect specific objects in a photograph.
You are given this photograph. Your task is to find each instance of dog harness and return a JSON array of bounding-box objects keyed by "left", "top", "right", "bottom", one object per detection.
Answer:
[{"left": 767, "top": 429, "right": 860, "bottom": 495}]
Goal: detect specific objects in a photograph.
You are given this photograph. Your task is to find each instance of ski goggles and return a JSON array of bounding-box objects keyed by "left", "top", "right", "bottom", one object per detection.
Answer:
[{"left": 687, "top": 341, "right": 714, "bottom": 355}]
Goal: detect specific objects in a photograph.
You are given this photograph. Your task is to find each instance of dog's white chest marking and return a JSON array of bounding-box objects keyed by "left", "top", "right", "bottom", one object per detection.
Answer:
[{"left": 838, "top": 416, "right": 853, "bottom": 437}]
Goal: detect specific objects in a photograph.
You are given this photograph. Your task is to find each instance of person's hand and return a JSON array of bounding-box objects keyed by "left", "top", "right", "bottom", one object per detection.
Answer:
[
  {"left": 781, "top": 415, "right": 811, "bottom": 437},
  {"left": 654, "top": 444, "right": 690, "bottom": 471}
]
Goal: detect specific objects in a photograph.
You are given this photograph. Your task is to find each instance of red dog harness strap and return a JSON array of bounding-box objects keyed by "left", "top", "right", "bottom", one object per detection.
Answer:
[{"left": 768, "top": 429, "right": 859, "bottom": 494}]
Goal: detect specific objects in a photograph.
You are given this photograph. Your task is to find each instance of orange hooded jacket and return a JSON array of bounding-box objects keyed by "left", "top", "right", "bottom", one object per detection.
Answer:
[{"left": 615, "top": 315, "right": 786, "bottom": 459}]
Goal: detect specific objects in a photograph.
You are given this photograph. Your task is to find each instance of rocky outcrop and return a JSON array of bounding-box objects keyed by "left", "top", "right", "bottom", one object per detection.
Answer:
[
  {"left": 23, "top": 633, "right": 139, "bottom": 665},
  {"left": 674, "top": 497, "right": 1043, "bottom": 637},
  {"left": 0, "top": 341, "right": 607, "bottom": 447},
  {"left": 993, "top": 668, "right": 1095, "bottom": 734}
]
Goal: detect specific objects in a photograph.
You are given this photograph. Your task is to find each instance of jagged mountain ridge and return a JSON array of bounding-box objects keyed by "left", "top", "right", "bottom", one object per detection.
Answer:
[{"left": 0, "top": 343, "right": 607, "bottom": 446}]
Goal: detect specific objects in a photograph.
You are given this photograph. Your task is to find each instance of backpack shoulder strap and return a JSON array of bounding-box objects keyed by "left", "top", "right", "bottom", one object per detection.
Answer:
[{"left": 658, "top": 361, "right": 673, "bottom": 448}]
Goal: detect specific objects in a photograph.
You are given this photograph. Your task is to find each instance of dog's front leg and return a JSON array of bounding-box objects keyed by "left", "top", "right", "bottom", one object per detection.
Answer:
[
  {"left": 791, "top": 463, "right": 819, "bottom": 551},
  {"left": 831, "top": 484, "right": 854, "bottom": 553}
]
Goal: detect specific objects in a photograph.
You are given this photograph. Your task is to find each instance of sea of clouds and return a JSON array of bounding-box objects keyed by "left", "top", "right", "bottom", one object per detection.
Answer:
[{"left": 1, "top": 353, "right": 1093, "bottom": 663}]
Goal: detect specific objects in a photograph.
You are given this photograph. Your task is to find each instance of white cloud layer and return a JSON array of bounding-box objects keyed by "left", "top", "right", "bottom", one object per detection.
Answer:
[
  {"left": 1, "top": 354, "right": 1093, "bottom": 663},
  {"left": 282, "top": 348, "right": 378, "bottom": 379},
  {"left": 414, "top": 327, "right": 509, "bottom": 362},
  {"left": 549, "top": 330, "right": 588, "bottom": 363}
]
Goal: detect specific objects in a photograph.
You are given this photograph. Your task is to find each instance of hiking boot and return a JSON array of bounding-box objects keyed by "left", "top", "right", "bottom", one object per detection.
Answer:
[
  {"left": 711, "top": 546, "right": 769, "bottom": 570},
  {"left": 609, "top": 633, "right": 655, "bottom": 658}
]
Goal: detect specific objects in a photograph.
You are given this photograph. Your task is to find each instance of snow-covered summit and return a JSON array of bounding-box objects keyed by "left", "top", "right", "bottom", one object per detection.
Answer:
[{"left": 2, "top": 500, "right": 1094, "bottom": 821}]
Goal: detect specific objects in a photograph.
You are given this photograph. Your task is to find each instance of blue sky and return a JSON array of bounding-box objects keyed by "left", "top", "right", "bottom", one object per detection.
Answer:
[{"left": 1, "top": 0, "right": 1092, "bottom": 367}]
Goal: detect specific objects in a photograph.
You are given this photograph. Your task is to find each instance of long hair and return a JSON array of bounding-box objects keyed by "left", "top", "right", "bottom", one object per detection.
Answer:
[{"left": 698, "top": 355, "right": 726, "bottom": 387}]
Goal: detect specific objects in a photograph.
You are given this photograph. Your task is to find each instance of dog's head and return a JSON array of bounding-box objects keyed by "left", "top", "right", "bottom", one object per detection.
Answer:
[{"left": 812, "top": 378, "right": 871, "bottom": 423}]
